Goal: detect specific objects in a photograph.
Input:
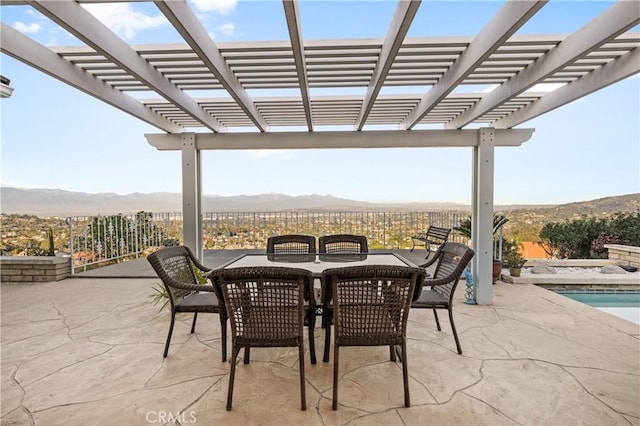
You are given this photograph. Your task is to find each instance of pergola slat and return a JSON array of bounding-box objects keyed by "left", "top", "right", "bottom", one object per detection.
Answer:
[
  {"left": 154, "top": 1, "right": 268, "bottom": 132},
  {"left": 446, "top": 0, "right": 640, "bottom": 129},
  {"left": 0, "top": 23, "right": 181, "bottom": 133},
  {"left": 30, "top": 0, "right": 225, "bottom": 132},
  {"left": 400, "top": 0, "right": 547, "bottom": 130},
  {"left": 2, "top": 2, "right": 637, "bottom": 130}
]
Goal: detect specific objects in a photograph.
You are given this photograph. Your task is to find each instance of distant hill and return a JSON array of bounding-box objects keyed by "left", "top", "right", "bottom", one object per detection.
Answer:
[
  {"left": 0, "top": 187, "right": 637, "bottom": 218},
  {"left": 0, "top": 187, "right": 466, "bottom": 216},
  {"left": 499, "top": 193, "right": 640, "bottom": 241}
]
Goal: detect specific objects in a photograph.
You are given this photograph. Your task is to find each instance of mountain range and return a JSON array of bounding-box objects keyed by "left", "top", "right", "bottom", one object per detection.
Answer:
[
  {"left": 0, "top": 187, "right": 469, "bottom": 216},
  {"left": 0, "top": 187, "right": 637, "bottom": 217}
]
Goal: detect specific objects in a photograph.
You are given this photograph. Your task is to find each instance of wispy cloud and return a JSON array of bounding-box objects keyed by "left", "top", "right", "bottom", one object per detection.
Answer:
[
  {"left": 83, "top": 3, "right": 168, "bottom": 40},
  {"left": 190, "top": 0, "right": 238, "bottom": 15},
  {"left": 13, "top": 21, "right": 41, "bottom": 34},
  {"left": 218, "top": 22, "right": 235, "bottom": 36}
]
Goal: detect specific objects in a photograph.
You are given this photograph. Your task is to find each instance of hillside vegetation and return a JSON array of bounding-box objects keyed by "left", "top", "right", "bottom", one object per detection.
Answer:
[
  {"left": 499, "top": 194, "right": 639, "bottom": 241},
  {"left": 1, "top": 193, "right": 637, "bottom": 255}
]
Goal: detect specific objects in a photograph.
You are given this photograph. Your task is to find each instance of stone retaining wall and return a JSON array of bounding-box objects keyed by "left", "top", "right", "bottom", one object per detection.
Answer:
[
  {"left": 605, "top": 244, "right": 640, "bottom": 268},
  {"left": 0, "top": 256, "right": 71, "bottom": 283}
]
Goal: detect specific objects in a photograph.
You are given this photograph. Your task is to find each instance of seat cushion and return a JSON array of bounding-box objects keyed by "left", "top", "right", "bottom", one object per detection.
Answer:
[
  {"left": 412, "top": 289, "right": 449, "bottom": 308},
  {"left": 175, "top": 291, "right": 220, "bottom": 312}
]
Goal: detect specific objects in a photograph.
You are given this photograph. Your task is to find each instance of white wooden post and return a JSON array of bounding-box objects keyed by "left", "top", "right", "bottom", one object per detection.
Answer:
[
  {"left": 181, "top": 132, "right": 203, "bottom": 260},
  {"left": 472, "top": 128, "right": 495, "bottom": 304}
]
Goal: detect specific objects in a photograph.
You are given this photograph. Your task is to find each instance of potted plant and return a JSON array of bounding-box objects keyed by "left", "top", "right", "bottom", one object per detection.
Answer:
[
  {"left": 503, "top": 247, "right": 526, "bottom": 277},
  {"left": 453, "top": 214, "right": 509, "bottom": 283}
]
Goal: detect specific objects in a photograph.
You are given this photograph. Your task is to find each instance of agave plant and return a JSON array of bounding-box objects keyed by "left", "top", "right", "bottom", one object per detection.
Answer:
[{"left": 149, "top": 260, "right": 209, "bottom": 312}]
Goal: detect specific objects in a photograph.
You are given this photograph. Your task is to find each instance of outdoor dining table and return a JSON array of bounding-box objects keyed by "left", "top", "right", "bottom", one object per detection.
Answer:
[
  {"left": 217, "top": 252, "right": 419, "bottom": 316},
  {"left": 219, "top": 252, "right": 416, "bottom": 277}
]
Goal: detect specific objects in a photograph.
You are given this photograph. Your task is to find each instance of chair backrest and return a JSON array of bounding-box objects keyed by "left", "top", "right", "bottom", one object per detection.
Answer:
[
  {"left": 147, "top": 246, "right": 206, "bottom": 305},
  {"left": 266, "top": 234, "right": 316, "bottom": 254},
  {"left": 423, "top": 242, "right": 475, "bottom": 303},
  {"left": 321, "top": 265, "right": 421, "bottom": 345},
  {"left": 319, "top": 234, "right": 368, "bottom": 254},
  {"left": 425, "top": 226, "right": 451, "bottom": 248},
  {"left": 211, "top": 267, "right": 314, "bottom": 343}
]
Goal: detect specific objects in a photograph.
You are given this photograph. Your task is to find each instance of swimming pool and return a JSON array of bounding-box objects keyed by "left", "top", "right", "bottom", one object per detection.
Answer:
[{"left": 553, "top": 290, "right": 640, "bottom": 324}]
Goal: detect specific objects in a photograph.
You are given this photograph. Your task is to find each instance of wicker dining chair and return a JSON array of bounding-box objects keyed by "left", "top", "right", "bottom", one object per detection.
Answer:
[
  {"left": 266, "top": 234, "right": 316, "bottom": 254},
  {"left": 318, "top": 234, "right": 369, "bottom": 362},
  {"left": 321, "top": 265, "right": 422, "bottom": 410},
  {"left": 147, "top": 246, "right": 228, "bottom": 361},
  {"left": 210, "top": 266, "right": 314, "bottom": 411},
  {"left": 411, "top": 242, "right": 475, "bottom": 354},
  {"left": 319, "top": 234, "right": 368, "bottom": 254}
]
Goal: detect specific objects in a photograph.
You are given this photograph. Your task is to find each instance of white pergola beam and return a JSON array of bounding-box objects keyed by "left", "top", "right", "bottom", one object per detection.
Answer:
[
  {"left": 154, "top": 1, "right": 269, "bottom": 132},
  {"left": 446, "top": 0, "right": 640, "bottom": 129},
  {"left": 31, "top": 0, "right": 225, "bottom": 133},
  {"left": 0, "top": 23, "right": 181, "bottom": 132},
  {"left": 356, "top": 0, "right": 421, "bottom": 130},
  {"left": 494, "top": 47, "right": 640, "bottom": 128},
  {"left": 145, "top": 128, "right": 534, "bottom": 151},
  {"left": 400, "top": 0, "right": 546, "bottom": 130},
  {"left": 283, "top": 0, "right": 313, "bottom": 131}
]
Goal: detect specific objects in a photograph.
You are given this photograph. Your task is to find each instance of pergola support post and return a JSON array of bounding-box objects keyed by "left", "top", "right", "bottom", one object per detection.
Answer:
[
  {"left": 472, "top": 128, "right": 496, "bottom": 304},
  {"left": 181, "top": 132, "right": 203, "bottom": 260}
]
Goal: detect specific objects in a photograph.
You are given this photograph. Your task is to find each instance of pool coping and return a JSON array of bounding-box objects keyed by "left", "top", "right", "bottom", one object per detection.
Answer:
[{"left": 501, "top": 273, "right": 639, "bottom": 285}]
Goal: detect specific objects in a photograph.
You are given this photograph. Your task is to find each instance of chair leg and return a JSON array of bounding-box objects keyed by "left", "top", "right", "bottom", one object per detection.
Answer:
[
  {"left": 190, "top": 312, "right": 198, "bottom": 333},
  {"left": 163, "top": 312, "right": 176, "bottom": 358},
  {"left": 308, "top": 313, "right": 317, "bottom": 365},
  {"left": 432, "top": 308, "right": 442, "bottom": 331},
  {"left": 401, "top": 340, "right": 410, "bottom": 407},
  {"left": 219, "top": 315, "right": 227, "bottom": 362},
  {"left": 299, "top": 342, "right": 307, "bottom": 411},
  {"left": 424, "top": 248, "right": 431, "bottom": 259},
  {"left": 323, "top": 323, "right": 332, "bottom": 363},
  {"left": 226, "top": 346, "right": 241, "bottom": 411},
  {"left": 448, "top": 308, "right": 462, "bottom": 354},
  {"left": 244, "top": 347, "right": 251, "bottom": 364},
  {"left": 389, "top": 345, "right": 396, "bottom": 362},
  {"left": 332, "top": 344, "right": 339, "bottom": 410}
]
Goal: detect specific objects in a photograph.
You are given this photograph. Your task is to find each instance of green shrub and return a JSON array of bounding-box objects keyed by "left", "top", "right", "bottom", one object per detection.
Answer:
[{"left": 539, "top": 213, "right": 640, "bottom": 259}]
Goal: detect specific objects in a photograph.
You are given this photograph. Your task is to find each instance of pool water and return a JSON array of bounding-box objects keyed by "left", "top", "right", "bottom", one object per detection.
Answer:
[
  {"left": 561, "top": 292, "right": 640, "bottom": 307},
  {"left": 555, "top": 291, "right": 640, "bottom": 324}
]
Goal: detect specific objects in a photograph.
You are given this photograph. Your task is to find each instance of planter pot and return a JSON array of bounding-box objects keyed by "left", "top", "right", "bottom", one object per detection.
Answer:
[
  {"left": 492, "top": 260, "right": 502, "bottom": 283},
  {"left": 509, "top": 267, "right": 521, "bottom": 277}
]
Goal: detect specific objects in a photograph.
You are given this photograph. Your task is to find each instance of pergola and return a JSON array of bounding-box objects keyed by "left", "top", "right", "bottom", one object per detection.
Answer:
[{"left": 1, "top": 0, "right": 638, "bottom": 304}]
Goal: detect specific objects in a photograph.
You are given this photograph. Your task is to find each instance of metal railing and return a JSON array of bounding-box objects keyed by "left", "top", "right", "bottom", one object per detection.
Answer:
[
  {"left": 66, "top": 212, "right": 181, "bottom": 273},
  {"left": 67, "top": 210, "right": 467, "bottom": 273}
]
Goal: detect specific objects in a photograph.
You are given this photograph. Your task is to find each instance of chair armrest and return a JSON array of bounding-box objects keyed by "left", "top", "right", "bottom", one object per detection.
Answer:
[
  {"left": 418, "top": 252, "right": 439, "bottom": 269},
  {"left": 166, "top": 278, "right": 215, "bottom": 293},
  {"left": 186, "top": 248, "right": 212, "bottom": 273}
]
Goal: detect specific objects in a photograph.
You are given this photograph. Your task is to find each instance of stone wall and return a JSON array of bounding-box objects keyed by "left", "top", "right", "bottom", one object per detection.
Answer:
[
  {"left": 605, "top": 244, "right": 640, "bottom": 268},
  {"left": 0, "top": 256, "right": 71, "bottom": 283}
]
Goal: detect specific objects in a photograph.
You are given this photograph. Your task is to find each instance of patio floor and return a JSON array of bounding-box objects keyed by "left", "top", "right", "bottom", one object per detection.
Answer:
[{"left": 1, "top": 252, "right": 639, "bottom": 425}]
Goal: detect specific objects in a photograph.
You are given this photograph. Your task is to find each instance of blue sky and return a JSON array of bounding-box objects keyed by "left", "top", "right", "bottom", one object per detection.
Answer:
[{"left": 1, "top": 1, "right": 638, "bottom": 205}]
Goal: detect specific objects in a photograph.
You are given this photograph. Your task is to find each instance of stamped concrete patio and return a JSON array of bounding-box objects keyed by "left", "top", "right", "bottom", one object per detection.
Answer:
[{"left": 1, "top": 253, "right": 639, "bottom": 425}]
